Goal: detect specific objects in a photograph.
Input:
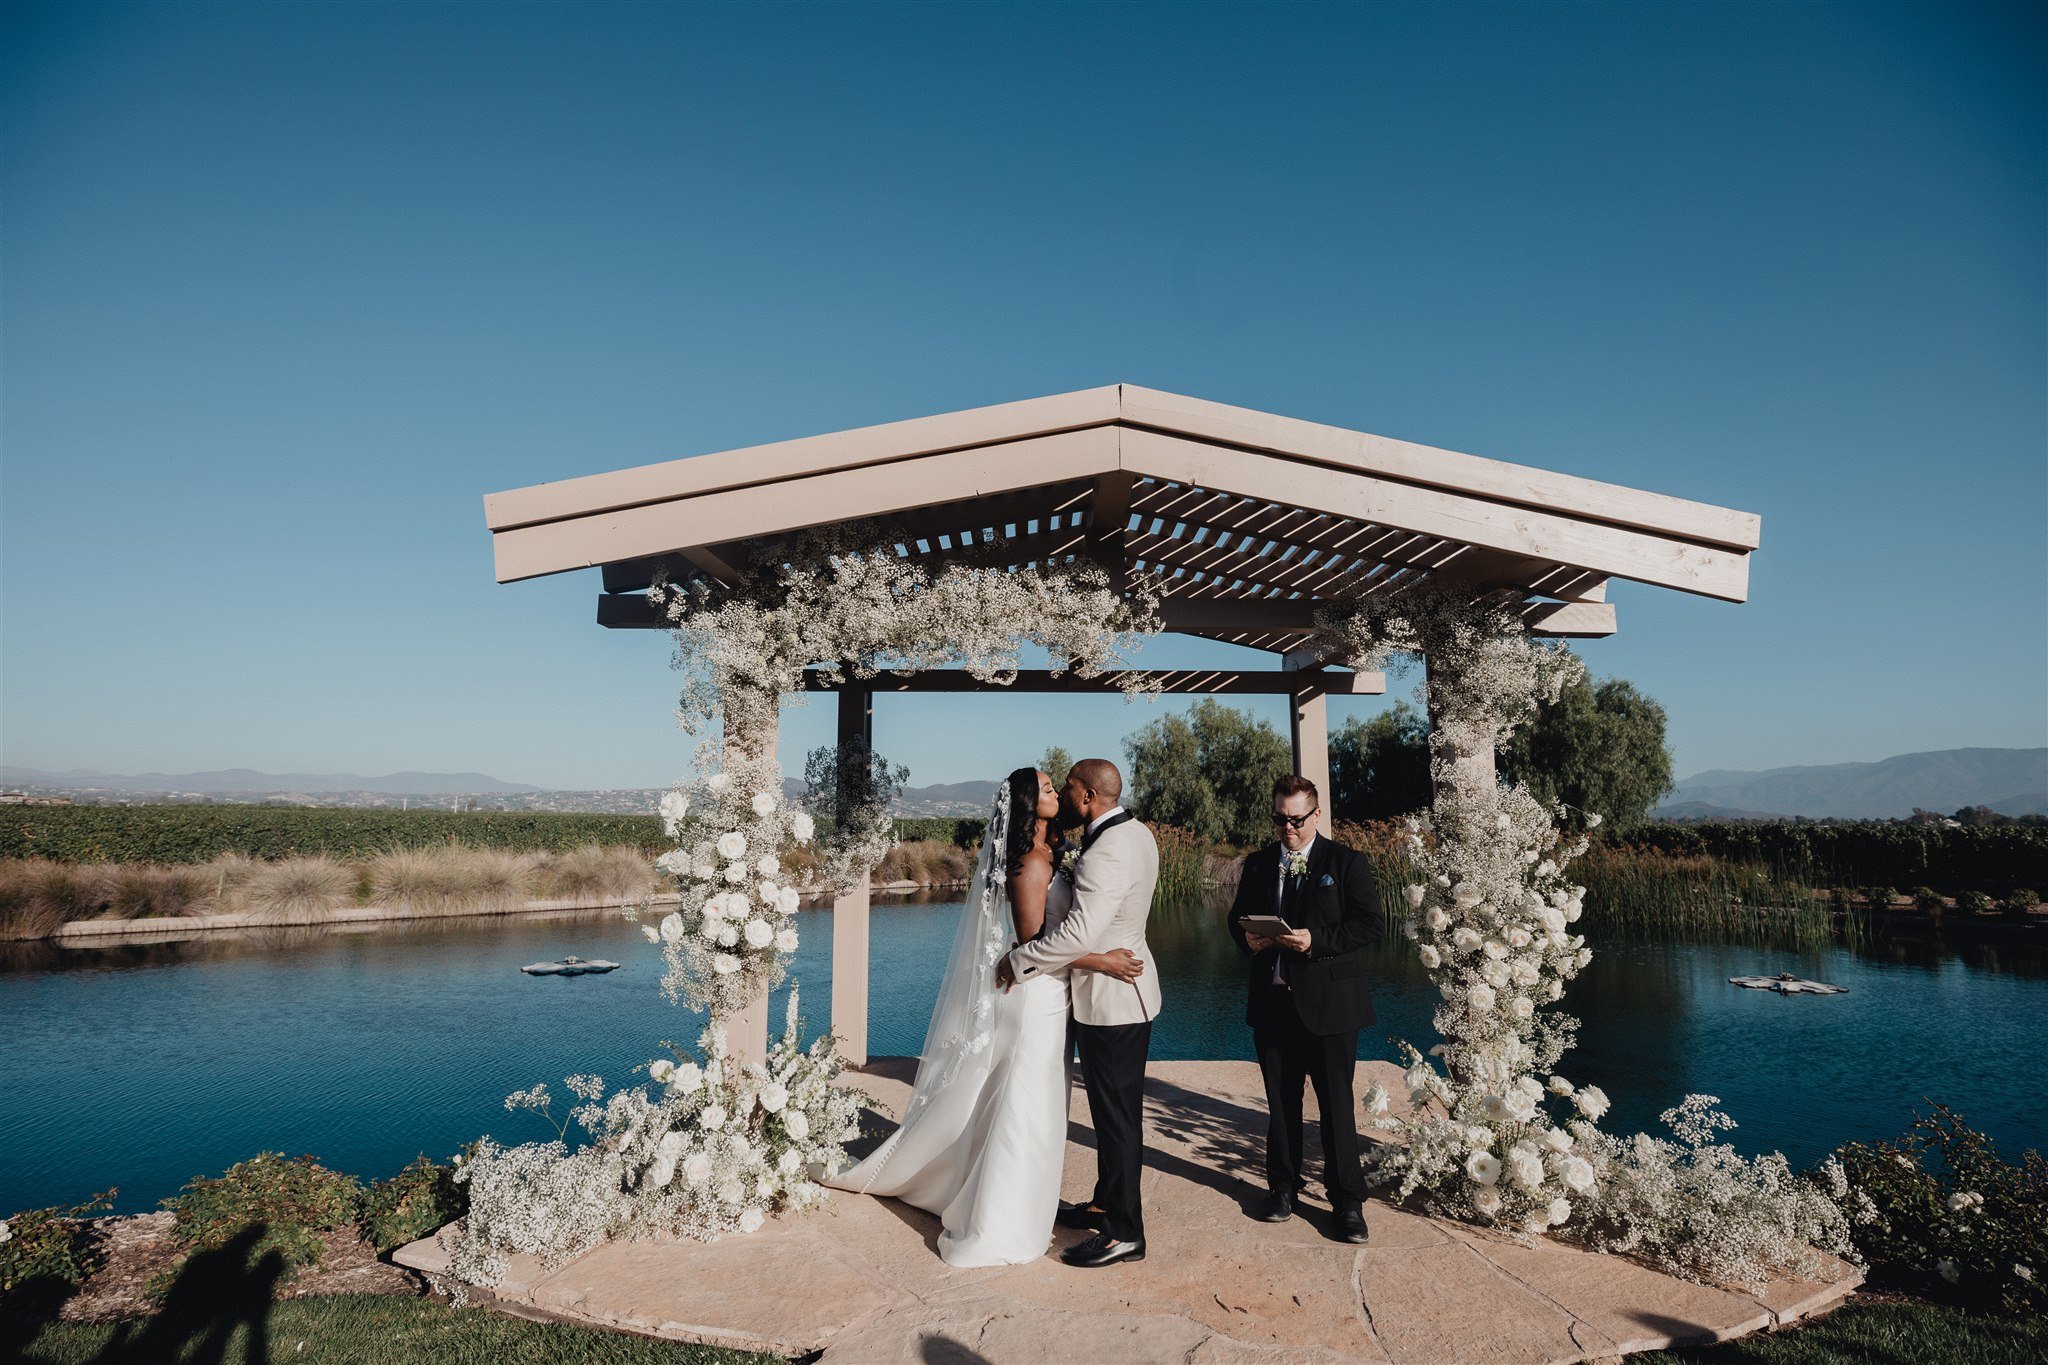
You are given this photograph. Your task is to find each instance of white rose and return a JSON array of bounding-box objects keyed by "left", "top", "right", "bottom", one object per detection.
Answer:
[
  {"left": 755, "top": 1173, "right": 775, "bottom": 1198},
  {"left": 1418, "top": 945, "right": 1442, "bottom": 969},
  {"left": 671, "top": 1062, "right": 704, "bottom": 1094},
  {"left": 783, "top": 1109, "right": 810, "bottom": 1140},
  {"left": 659, "top": 912, "right": 685, "bottom": 943},
  {"left": 1562, "top": 1156, "right": 1595, "bottom": 1192},
  {"left": 758, "top": 880, "right": 781, "bottom": 904},
  {"left": 648, "top": 1130, "right": 684, "bottom": 1188},
  {"left": 740, "top": 1207, "right": 766, "bottom": 1234},
  {"left": 1937, "top": 1259, "right": 1959, "bottom": 1283},
  {"left": 1503, "top": 1090, "right": 1538, "bottom": 1122},
  {"left": 1574, "top": 1086, "right": 1610, "bottom": 1121},
  {"left": 790, "top": 811, "right": 814, "bottom": 844},
  {"left": 1542, "top": 1128, "right": 1573, "bottom": 1153},
  {"left": 1507, "top": 927, "right": 1532, "bottom": 949},
  {"left": 751, "top": 791, "right": 777, "bottom": 816},
  {"left": 717, "top": 831, "right": 747, "bottom": 860},
  {"left": 1362, "top": 1085, "right": 1390, "bottom": 1115},
  {"left": 1516, "top": 1075, "right": 1544, "bottom": 1101},
  {"left": 716, "top": 924, "right": 740, "bottom": 948},
  {"left": 717, "top": 1178, "right": 745, "bottom": 1204},
  {"left": 758, "top": 1082, "right": 789, "bottom": 1113},
  {"left": 1523, "top": 1207, "right": 1552, "bottom": 1232},
  {"left": 778, "top": 1148, "right": 802, "bottom": 1175},
  {"left": 1468, "top": 983, "right": 1497, "bottom": 1013},
  {"left": 1547, "top": 1076, "right": 1574, "bottom": 1096},
  {"left": 713, "top": 951, "right": 741, "bottom": 973},
  {"left": 1511, "top": 996, "right": 1535, "bottom": 1022},
  {"left": 1510, "top": 959, "right": 1540, "bottom": 987},
  {"left": 683, "top": 1151, "right": 713, "bottom": 1185},
  {"left": 648, "top": 1059, "right": 676, "bottom": 1084},
  {"left": 726, "top": 1132, "right": 754, "bottom": 1161},
  {"left": 775, "top": 928, "right": 799, "bottom": 953},
  {"left": 1548, "top": 1197, "right": 1571, "bottom": 1226},
  {"left": 1510, "top": 1149, "right": 1545, "bottom": 1188},
  {"left": 1465, "top": 1150, "right": 1501, "bottom": 1185},
  {"left": 744, "top": 919, "right": 774, "bottom": 949},
  {"left": 1483, "top": 938, "right": 1508, "bottom": 961},
  {"left": 705, "top": 772, "right": 731, "bottom": 794},
  {"left": 1586, "top": 812, "right": 1603, "bottom": 828},
  {"left": 755, "top": 854, "right": 780, "bottom": 878},
  {"left": 700, "top": 1103, "right": 728, "bottom": 1130},
  {"left": 693, "top": 859, "right": 719, "bottom": 881},
  {"left": 724, "top": 862, "right": 748, "bottom": 885},
  {"left": 1426, "top": 907, "right": 1450, "bottom": 933},
  {"left": 660, "top": 790, "right": 690, "bottom": 835},
  {"left": 1473, "top": 1188, "right": 1501, "bottom": 1216},
  {"left": 699, "top": 915, "right": 722, "bottom": 940},
  {"left": 1403, "top": 884, "right": 1426, "bottom": 908},
  {"left": 1481, "top": 961, "right": 1510, "bottom": 989},
  {"left": 655, "top": 850, "right": 691, "bottom": 876},
  {"left": 1575, "top": 948, "right": 1593, "bottom": 969},
  {"left": 640, "top": 925, "right": 661, "bottom": 944},
  {"left": 1451, "top": 927, "right": 1481, "bottom": 954},
  {"left": 777, "top": 887, "right": 801, "bottom": 915}
]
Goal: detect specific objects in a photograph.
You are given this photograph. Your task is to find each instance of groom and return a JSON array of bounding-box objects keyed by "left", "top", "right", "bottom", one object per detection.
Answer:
[{"left": 998, "top": 758, "right": 1160, "bottom": 1268}]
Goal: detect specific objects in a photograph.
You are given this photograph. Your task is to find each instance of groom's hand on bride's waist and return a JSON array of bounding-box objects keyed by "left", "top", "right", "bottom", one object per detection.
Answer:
[{"left": 995, "top": 954, "right": 1017, "bottom": 992}]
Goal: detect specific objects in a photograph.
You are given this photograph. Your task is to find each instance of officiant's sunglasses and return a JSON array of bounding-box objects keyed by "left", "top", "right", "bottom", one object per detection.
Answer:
[{"left": 1270, "top": 808, "right": 1318, "bottom": 830}]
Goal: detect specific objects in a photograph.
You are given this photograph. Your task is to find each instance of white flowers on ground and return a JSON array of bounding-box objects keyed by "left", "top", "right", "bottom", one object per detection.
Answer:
[
  {"left": 739, "top": 1207, "right": 766, "bottom": 1234},
  {"left": 1561, "top": 1155, "right": 1596, "bottom": 1192},
  {"left": 1466, "top": 1150, "right": 1501, "bottom": 1185},
  {"left": 0, "top": 1220, "right": 10, "bottom": 1245},
  {"left": 1473, "top": 1188, "right": 1501, "bottom": 1216},
  {"left": 683, "top": 1151, "right": 713, "bottom": 1186},
  {"left": 1509, "top": 1148, "right": 1546, "bottom": 1189},
  {"left": 1548, "top": 1197, "right": 1571, "bottom": 1226},
  {"left": 1947, "top": 1191, "right": 1984, "bottom": 1212}
]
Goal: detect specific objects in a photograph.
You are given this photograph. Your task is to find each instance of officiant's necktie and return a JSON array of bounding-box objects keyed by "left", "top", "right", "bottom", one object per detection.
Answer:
[{"left": 1274, "top": 863, "right": 1301, "bottom": 989}]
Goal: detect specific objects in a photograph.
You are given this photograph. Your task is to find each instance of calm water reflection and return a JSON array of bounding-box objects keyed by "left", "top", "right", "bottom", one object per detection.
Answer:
[{"left": 3, "top": 897, "right": 2044, "bottom": 1214}]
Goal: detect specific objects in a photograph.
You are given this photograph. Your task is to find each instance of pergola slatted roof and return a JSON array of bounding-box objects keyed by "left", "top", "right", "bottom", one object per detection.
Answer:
[{"left": 488, "top": 384, "right": 1759, "bottom": 656}]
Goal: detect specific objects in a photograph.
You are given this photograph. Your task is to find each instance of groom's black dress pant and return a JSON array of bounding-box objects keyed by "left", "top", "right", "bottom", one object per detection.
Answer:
[
  {"left": 1074, "top": 1018, "right": 1151, "bottom": 1243},
  {"left": 1253, "top": 1011, "right": 1368, "bottom": 1212}
]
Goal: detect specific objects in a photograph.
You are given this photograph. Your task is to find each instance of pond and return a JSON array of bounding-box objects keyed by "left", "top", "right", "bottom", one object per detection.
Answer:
[{"left": 4, "top": 896, "right": 2045, "bottom": 1215}]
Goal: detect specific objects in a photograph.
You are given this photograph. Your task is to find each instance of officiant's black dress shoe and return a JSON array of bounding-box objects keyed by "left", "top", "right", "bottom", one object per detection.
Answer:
[
  {"left": 1060, "top": 1232, "right": 1146, "bottom": 1268},
  {"left": 1254, "top": 1190, "right": 1295, "bottom": 1222},
  {"left": 1054, "top": 1201, "right": 1107, "bottom": 1230},
  {"left": 1331, "top": 1206, "right": 1370, "bottom": 1244}
]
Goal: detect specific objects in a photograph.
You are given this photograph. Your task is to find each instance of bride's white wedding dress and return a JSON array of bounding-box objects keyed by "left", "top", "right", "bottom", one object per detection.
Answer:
[{"left": 824, "top": 786, "right": 1071, "bottom": 1267}]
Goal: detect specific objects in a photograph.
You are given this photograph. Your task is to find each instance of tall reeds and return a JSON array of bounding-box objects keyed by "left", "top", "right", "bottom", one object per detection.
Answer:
[{"left": 1151, "top": 825, "right": 1208, "bottom": 907}]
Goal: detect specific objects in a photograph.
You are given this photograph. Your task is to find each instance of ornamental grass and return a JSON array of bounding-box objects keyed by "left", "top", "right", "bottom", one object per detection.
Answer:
[
  {"left": 531, "top": 843, "right": 656, "bottom": 903},
  {"left": 244, "top": 857, "right": 355, "bottom": 923}
]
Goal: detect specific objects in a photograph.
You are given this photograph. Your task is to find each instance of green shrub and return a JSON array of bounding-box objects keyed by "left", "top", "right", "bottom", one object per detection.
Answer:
[
  {"left": 155, "top": 1153, "right": 364, "bottom": 1296},
  {"left": 1911, "top": 886, "right": 1946, "bottom": 919},
  {"left": 0, "top": 1188, "right": 114, "bottom": 1312},
  {"left": 1835, "top": 1103, "right": 2046, "bottom": 1316},
  {"left": 1827, "top": 884, "right": 1856, "bottom": 915},
  {"left": 2001, "top": 888, "right": 2039, "bottom": 917},
  {"left": 1956, "top": 890, "right": 1995, "bottom": 916},
  {"left": 1865, "top": 885, "right": 1897, "bottom": 912},
  {"left": 361, "top": 1154, "right": 468, "bottom": 1254}
]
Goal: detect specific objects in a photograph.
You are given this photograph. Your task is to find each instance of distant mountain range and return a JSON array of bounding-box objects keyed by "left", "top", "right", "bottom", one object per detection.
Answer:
[
  {"left": 10, "top": 748, "right": 2041, "bottom": 821},
  {"left": 1654, "top": 748, "right": 2047, "bottom": 821},
  {"left": 0, "top": 766, "right": 545, "bottom": 796}
]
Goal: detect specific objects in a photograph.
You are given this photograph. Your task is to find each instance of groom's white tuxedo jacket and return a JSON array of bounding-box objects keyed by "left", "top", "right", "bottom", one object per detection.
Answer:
[{"left": 1009, "top": 815, "right": 1162, "bottom": 1027}]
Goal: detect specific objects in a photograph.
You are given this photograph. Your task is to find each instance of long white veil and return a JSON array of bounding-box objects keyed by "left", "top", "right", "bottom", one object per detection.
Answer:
[{"left": 833, "top": 781, "right": 1015, "bottom": 1195}]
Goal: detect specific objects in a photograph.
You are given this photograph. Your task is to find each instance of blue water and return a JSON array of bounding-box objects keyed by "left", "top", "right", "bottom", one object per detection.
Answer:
[{"left": 3, "top": 900, "right": 2044, "bottom": 1215}]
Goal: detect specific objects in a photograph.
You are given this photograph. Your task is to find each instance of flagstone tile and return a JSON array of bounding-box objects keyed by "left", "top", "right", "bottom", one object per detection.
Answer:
[
  {"left": 1356, "top": 1238, "right": 1600, "bottom": 1365},
  {"left": 1441, "top": 1221, "right": 1769, "bottom": 1354},
  {"left": 1741, "top": 1260, "right": 1862, "bottom": 1325}
]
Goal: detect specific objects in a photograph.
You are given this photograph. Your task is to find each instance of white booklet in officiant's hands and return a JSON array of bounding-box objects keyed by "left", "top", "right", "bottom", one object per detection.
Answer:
[{"left": 1238, "top": 915, "right": 1293, "bottom": 939}]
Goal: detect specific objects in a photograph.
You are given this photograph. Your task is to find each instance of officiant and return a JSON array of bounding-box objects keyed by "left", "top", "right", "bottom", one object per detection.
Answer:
[{"left": 1225, "top": 774, "right": 1385, "bottom": 1244}]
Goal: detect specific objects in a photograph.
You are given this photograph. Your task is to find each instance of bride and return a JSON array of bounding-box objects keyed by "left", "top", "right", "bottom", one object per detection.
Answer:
[{"left": 824, "top": 766, "right": 1144, "bottom": 1266}]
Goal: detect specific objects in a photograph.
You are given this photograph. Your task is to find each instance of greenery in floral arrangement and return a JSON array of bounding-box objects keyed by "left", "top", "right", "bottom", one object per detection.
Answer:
[
  {"left": 154, "top": 1153, "right": 364, "bottom": 1297},
  {"left": 0, "top": 1188, "right": 114, "bottom": 1313},
  {"left": 452, "top": 993, "right": 863, "bottom": 1288},
  {"left": 1835, "top": 1102, "right": 2045, "bottom": 1316},
  {"left": 361, "top": 1153, "right": 471, "bottom": 1254}
]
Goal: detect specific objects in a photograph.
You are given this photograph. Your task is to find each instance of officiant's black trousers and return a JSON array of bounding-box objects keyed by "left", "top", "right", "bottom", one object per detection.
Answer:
[
  {"left": 1253, "top": 1014, "right": 1368, "bottom": 1211},
  {"left": 1074, "top": 1018, "right": 1151, "bottom": 1243}
]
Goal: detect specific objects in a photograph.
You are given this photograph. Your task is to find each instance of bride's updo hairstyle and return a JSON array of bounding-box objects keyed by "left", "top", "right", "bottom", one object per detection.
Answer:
[{"left": 1003, "top": 767, "right": 1042, "bottom": 877}]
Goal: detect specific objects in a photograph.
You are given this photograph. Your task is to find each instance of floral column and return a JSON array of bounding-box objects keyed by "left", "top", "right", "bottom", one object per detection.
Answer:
[{"left": 721, "top": 682, "right": 779, "bottom": 1067}]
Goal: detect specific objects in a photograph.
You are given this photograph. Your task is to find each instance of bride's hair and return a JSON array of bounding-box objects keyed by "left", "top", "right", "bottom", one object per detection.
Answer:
[{"left": 1002, "top": 767, "right": 1044, "bottom": 877}]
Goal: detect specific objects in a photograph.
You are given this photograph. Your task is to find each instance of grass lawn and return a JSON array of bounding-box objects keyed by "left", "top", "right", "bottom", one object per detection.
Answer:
[
  {"left": 1639, "top": 1298, "right": 2046, "bottom": 1365},
  {"left": 6, "top": 1292, "right": 780, "bottom": 1365}
]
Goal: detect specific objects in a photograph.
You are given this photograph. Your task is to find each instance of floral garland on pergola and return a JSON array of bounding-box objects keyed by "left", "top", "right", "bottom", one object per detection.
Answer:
[{"left": 1319, "top": 583, "right": 1852, "bottom": 1286}]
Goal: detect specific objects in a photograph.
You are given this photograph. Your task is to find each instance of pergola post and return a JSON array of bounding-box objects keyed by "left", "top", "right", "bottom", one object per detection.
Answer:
[
  {"left": 1423, "top": 655, "right": 1499, "bottom": 806},
  {"left": 1288, "top": 678, "right": 1331, "bottom": 815},
  {"left": 830, "top": 686, "right": 873, "bottom": 1066},
  {"left": 723, "top": 690, "right": 776, "bottom": 1068}
]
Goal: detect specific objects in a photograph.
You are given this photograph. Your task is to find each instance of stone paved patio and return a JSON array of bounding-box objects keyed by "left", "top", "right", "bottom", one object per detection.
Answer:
[{"left": 394, "top": 1059, "right": 1859, "bottom": 1363}]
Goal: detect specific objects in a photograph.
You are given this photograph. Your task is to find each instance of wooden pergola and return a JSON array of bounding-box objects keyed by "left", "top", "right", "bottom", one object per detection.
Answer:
[{"left": 485, "top": 385, "right": 1759, "bottom": 1061}]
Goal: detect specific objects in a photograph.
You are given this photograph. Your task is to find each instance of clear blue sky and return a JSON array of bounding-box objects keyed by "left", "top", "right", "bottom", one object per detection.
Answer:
[{"left": 3, "top": 0, "right": 2042, "bottom": 791}]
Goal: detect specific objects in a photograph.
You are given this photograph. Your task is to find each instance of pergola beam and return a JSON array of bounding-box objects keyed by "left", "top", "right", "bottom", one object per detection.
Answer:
[{"left": 798, "top": 668, "right": 1386, "bottom": 695}]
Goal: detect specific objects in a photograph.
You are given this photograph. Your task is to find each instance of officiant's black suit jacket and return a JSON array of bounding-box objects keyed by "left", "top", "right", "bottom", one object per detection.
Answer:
[{"left": 1227, "top": 836, "right": 1386, "bottom": 1036}]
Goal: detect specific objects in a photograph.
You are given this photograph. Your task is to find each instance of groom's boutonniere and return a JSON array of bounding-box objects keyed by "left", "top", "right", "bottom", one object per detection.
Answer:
[{"left": 1054, "top": 841, "right": 1082, "bottom": 884}]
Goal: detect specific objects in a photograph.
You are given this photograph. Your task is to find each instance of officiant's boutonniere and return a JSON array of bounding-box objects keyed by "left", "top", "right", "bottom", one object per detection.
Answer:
[{"left": 1281, "top": 847, "right": 1310, "bottom": 879}]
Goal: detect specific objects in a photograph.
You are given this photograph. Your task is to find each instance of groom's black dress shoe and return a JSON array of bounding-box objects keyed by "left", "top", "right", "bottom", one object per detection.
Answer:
[
  {"left": 1060, "top": 1232, "right": 1146, "bottom": 1268},
  {"left": 1331, "top": 1206, "right": 1371, "bottom": 1244},
  {"left": 1055, "top": 1201, "right": 1108, "bottom": 1230},
  {"left": 1254, "top": 1190, "right": 1295, "bottom": 1223}
]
